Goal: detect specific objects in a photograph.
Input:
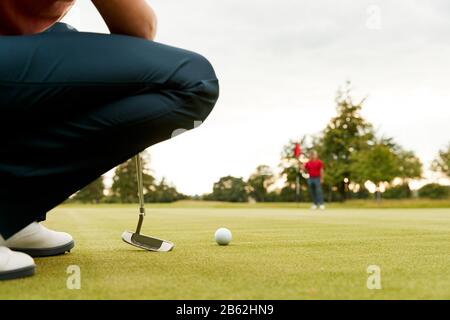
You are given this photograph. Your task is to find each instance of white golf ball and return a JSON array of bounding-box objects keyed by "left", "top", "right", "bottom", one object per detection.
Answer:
[{"left": 214, "top": 228, "right": 232, "bottom": 245}]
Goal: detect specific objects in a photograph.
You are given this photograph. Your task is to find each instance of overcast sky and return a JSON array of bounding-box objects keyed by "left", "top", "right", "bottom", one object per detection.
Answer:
[{"left": 63, "top": 0, "right": 450, "bottom": 195}]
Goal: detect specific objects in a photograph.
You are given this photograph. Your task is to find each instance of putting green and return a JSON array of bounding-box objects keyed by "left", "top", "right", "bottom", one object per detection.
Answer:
[{"left": 1, "top": 204, "right": 449, "bottom": 299}]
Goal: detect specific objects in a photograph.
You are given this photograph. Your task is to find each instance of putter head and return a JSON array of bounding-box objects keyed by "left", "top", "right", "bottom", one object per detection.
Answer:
[{"left": 122, "top": 231, "right": 174, "bottom": 252}]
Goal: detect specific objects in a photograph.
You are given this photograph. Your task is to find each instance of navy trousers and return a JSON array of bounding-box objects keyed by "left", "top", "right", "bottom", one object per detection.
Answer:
[
  {"left": 307, "top": 177, "right": 324, "bottom": 206},
  {"left": 0, "top": 23, "right": 219, "bottom": 238}
]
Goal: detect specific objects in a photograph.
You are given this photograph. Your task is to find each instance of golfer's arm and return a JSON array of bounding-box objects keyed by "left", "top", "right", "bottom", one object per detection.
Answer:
[
  {"left": 320, "top": 168, "right": 325, "bottom": 179},
  {"left": 92, "top": 0, "right": 157, "bottom": 40}
]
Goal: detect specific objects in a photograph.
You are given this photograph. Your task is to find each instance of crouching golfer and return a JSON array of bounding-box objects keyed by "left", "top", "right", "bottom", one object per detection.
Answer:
[
  {"left": 0, "top": 0, "right": 219, "bottom": 280},
  {"left": 302, "top": 151, "right": 325, "bottom": 210}
]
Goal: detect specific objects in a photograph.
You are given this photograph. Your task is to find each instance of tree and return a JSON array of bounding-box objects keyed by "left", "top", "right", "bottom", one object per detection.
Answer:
[
  {"left": 379, "top": 137, "right": 422, "bottom": 181},
  {"left": 383, "top": 184, "right": 412, "bottom": 199},
  {"left": 247, "top": 165, "right": 275, "bottom": 202},
  {"left": 110, "top": 153, "right": 155, "bottom": 203},
  {"left": 396, "top": 149, "right": 422, "bottom": 181},
  {"left": 209, "top": 176, "right": 249, "bottom": 202},
  {"left": 350, "top": 143, "right": 400, "bottom": 200},
  {"left": 72, "top": 176, "right": 105, "bottom": 203},
  {"left": 315, "top": 82, "right": 376, "bottom": 201},
  {"left": 351, "top": 143, "right": 400, "bottom": 184},
  {"left": 432, "top": 143, "right": 450, "bottom": 177},
  {"left": 144, "top": 178, "right": 185, "bottom": 203},
  {"left": 419, "top": 183, "right": 450, "bottom": 199}
]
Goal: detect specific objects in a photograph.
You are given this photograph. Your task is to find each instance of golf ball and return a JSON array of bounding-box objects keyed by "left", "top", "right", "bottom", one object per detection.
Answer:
[{"left": 214, "top": 228, "right": 232, "bottom": 245}]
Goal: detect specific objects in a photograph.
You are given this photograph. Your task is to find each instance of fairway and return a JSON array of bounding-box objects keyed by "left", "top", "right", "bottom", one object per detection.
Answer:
[{"left": 1, "top": 204, "right": 449, "bottom": 300}]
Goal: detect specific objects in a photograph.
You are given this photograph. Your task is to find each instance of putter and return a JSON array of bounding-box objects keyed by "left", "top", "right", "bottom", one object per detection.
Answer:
[{"left": 121, "top": 155, "right": 174, "bottom": 252}]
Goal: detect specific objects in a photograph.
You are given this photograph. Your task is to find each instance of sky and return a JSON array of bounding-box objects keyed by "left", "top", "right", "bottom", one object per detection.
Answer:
[{"left": 63, "top": 0, "right": 450, "bottom": 195}]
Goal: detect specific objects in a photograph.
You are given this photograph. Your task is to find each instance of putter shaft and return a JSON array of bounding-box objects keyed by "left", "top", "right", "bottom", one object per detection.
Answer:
[{"left": 135, "top": 155, "right": 146, "bottom": 234}]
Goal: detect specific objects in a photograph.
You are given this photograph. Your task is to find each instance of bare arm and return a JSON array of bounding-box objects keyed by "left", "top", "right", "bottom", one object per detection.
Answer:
[
  {"left": 320, "top": 168, "right": 325, "bottom": 183},
  {"left": 92, "top": 0, "right": 157, "bottom": 40}
]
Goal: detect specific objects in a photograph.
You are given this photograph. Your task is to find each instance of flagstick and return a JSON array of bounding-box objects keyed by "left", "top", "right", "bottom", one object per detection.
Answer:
[{"left": 294, "top": 141, "right": 302, "bottom": 208}]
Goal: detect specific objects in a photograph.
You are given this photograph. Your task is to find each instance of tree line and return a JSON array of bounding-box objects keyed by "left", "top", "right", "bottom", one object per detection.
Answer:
[{"left": 69, "top": 153, "right": 186, "bottom": 204}]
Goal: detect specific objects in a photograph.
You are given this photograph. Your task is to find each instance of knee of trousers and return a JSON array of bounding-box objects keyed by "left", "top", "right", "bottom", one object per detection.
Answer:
[{"left": 170, "top": 52, "right": 220, "bottom": 124}]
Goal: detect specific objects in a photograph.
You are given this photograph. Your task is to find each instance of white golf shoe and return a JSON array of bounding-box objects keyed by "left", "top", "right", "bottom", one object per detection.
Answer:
[
  {"left": 311, "top": 205, "right": 318, "bottom": 210},
  {"left": 319, "top": 205, "right": 326, "bottom": 210},
  {"left": 5, "top": 222, "right": 74, "bottom": 257},
  {"left": 0, "top": 235, "right": 35, "bottom": 280}
]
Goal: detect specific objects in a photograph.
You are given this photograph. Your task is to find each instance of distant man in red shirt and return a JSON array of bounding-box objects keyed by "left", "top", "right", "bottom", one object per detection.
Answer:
[{"left": 303, "top": 151, "right": 325, "bottom": 210}]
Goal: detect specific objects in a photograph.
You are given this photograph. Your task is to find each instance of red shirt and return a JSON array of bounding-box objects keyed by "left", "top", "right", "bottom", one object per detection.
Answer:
[{"left": 305, "top": 159, "right": 324, "bottom": 178}]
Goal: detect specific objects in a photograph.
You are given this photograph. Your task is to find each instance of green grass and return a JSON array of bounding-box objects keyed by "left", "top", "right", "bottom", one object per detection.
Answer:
[{"left": 1, "top": 204, "right": 449, "bottom": 299}]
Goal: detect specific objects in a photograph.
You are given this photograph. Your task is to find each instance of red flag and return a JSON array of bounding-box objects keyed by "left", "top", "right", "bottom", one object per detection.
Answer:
[{"left": 294, "top": 143, "right": 301, "bottom": 158}]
